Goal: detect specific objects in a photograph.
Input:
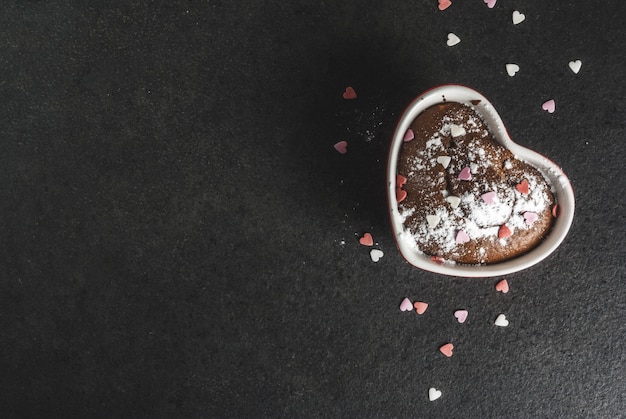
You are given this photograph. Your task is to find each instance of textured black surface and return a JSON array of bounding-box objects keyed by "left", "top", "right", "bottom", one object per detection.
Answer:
[{"left": 1, "top": 1, "right": 625, "bottom": 417}]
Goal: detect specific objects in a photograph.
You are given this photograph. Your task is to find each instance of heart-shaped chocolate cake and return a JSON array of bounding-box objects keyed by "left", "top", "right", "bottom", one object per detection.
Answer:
[
  {"left": 396, "top": 102, "right": 555, "bottom": 264},
  {"left": 387, "top": 85, "right": 574, "bottom": 276}
]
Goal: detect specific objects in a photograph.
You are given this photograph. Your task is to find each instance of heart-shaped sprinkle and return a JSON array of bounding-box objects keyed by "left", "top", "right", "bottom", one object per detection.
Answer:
[
  {"left": 396, "top": 188, "right": 407, "bottom": 203},
  {"left": 506, "top": 63, "right": 520, "bottom": 77},
  {"left": 430, "top": 256, "right": 445, "bottom": 264},
  {"left": 516, "top": 179, "right": 529, "bottom": 195},
  {"left": 458, "top": 167, "right": 472, "bottom": 181},
  {"left": 446, "top": 196, "right": 461, "bottom": 209},
  {"left": 414, "top": 301, "right": 428, "bottom": 315},
  {"left": 484, "top": 0, "right": 496, "bottom": 8},
  {"left": 523, "top": 211, "right": 538, "bottom": 225},
  {"left": 498, "top": 224, "right": 512, "bottom": 239},
  {"left": 450, "top": 124, "right": 466, "bottom": 137},
  {"left": 438, "top": 0, "right": 452, "bottom": 11},
  {"left": 334, "top": 141, "right": 348, "bottom": 154},
  {"left": 454, "top": 310, "right": 468, "bottom": 324},
  {"left": 403, "top": 128, "right": 415, "bottom": 142},
  {"left": 399, "top": 297, "right": 413, "bottom": 312},
  {"left": 439, "top": 343, "right": 454, "bottom": 357},
  {"left": 342, "top": 86, "right": 357, "bottom": 99},
  {"left": 370, "top": 249, "right": 384, "bottom": 262},
  {"left": 359, "top": 233, "right": 374, "bottom": 246},
  {"left": 481, "top": 191, "right": 496, "bottom": 204},
  {"left": 512, "top": 10, "right": 525, "bottom": 24},
  {"left": 552, "top": 204, "right": 560, "bottom": 218},
  {"left": 495, "top": 314, "right": 509, "bottom": 327},
  {"left": 429, "top": 388, "right": 442, "bottom": 402},
  {"left": 455, "top": 230, "right": 470, "bottom": 244},
  {"left": 396, "top": 174, "right": 407, "bottom": 188},
  {"left": 446, "top": 33, "right": 461, "bottom": 47},
  {"left": 426, "top": 214, "right": 440, "bottom": 228},
  {"left": 436, "top": 155, "right": 451, "bottom": 169},
  {"left": 569, "top": 60, "right": 582, "bottom": 74},
  {"left": 542, "top": 99, "right": 556, "bottom": 113},
  {"left": 495, "top": 279, "right": 509, "bottom": 293}
]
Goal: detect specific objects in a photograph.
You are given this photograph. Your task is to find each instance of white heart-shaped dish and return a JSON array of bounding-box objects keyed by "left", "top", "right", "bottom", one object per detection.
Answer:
[{"left": 387, "top": 85, "right": 575, "bottom": 277}]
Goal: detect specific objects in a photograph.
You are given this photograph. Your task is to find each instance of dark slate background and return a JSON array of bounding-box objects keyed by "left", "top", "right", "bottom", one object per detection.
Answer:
[{"left": 1, "top": 1, "right": 625, "bottom": 417}]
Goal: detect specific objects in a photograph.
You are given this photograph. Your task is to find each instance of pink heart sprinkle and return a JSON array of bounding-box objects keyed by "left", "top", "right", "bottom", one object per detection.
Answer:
[
  {"left": 359, "top": 233, "right": 374, "bottom": 247},
  {"left": 430, "top": 256, "right": 445, "bottom": 265},
  {"left": 400, "top": 297, "right": 413, "bottom": 312},
  {"left": 455, "top": 230, "right": 470, "bottom": 244},
  {"left": 403, "top": 128, "right": 415, "bottom": 142},
  {"left": 439, "top": 343, "right": 454, "bottom": 357},
  {"left": 454, "top": 310, "right": 468, "bottom": 324},
  {"left": 481, "top": 191, "right": 496, "bottom": 204},
  {"left": 495, "top": 279, "right": 509, "bottom": 293},
  {"left": 498, "top": 224, "right": 512, "bottom": 239},
  {"left": 542, "top": 99, "right": 555, "bottom": 113},
  {"left": 484, "top": 0, "right": 496, "bottom": 8},
  {"left": 516, "top": 179, "right": 530, "bottom": 195},
  {"left": 438, "top": 0, "right": 452, "bottom": 11},
  {"left": 524, "top": 211, "right": 538, "bottom": 225},
  {"left": 396, "top": 188, "right": 407, "bottom": 203},
  {"left": 458, "top": 167, "right": 472, "bottom": 181},
  {"left": 333, "top": 141, "right": 348, "bottom": 154},
  {"left": 414, "top": 301, "right": 429, "bottom": 315},
  {"left": 342, "top": 86, "right": 357, "bottom": 100}
]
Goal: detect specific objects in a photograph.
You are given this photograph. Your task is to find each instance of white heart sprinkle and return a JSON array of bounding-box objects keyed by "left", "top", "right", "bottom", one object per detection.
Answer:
[
  {"left": 399, "top": 297, "right": 413, "bottom": 312},
  {"left": 429, "top": 387, "right": 442, "bottom": 401},
  {"left": 370, "top": 249, "right": 384, "bottom": 262},
  {"left": 568, "top": 60, "right": 582, "bottom": 74},
  {"left": 426, "top": 214, "right": 440, "bottom": 228},
  {"left": 446, "top": 33, "right": 460, "bottom": 47},
  {"left": 506, "top": 63, "right": 520, "bottom": 77},
  {"left": 512, "top": 10, "right": 525, "bottom": 25},
  {"left": 436, "top": 155, "right": 451, "bottom": 169},
  {"left": 449, "top": 124, "right": 466, "bottom": 137},
  {"left": 445, "top": 196, "right": 461, "bottom": 209},
  {"left": 495, "top": 314, "right": 509, "bottom": 327}
]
